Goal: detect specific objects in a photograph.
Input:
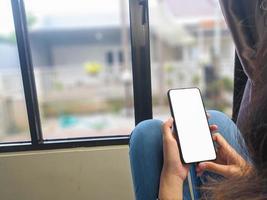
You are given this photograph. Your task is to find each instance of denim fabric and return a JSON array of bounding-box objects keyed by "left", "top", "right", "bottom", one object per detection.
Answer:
[{"left": 129, "top": 110, "right": 250, "bottom": 200}]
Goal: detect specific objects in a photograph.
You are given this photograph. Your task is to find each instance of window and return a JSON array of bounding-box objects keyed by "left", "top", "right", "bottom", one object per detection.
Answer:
[
  {"left": 22, "top": 0, "right": 134, "bottom": 140},
  {"left": 0, "top": 0, "right": 141, "bottom": 151},
  {"left": 0, "top": 0, "right": 30, "bottom": 143},
  {"left": 149, "top": 0, "right": 235, "bottom": 120},
  {"left": 118, "top": 51, "right": 124, "bottom": 64},
  {"left": 0, "top": 0, "right": 239, "bottom": 151},
  {"left": 106, "top": 51, "right": 114, "bottom": 66}
]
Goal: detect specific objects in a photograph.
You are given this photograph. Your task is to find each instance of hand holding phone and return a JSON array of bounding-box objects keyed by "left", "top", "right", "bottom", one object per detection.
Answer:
[{"left": 159, "top": 118, "right": 190, "bottom": 200}]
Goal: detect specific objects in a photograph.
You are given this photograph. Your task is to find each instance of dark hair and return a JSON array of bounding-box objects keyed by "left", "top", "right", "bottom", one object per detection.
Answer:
[{"left": 203, "top": 86, "right": 267, "bottom": 199}]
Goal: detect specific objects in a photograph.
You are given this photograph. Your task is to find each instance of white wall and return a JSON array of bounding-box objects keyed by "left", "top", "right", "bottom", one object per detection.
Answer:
[
  {"left": 52, "top": 45, "right": 120, "bottom": 66},
  {"left": 0, "top": 44, "right": 20, "bottom": 68},
  {"left": 0, "top": 145, "right": 134, "bottom": 200}
]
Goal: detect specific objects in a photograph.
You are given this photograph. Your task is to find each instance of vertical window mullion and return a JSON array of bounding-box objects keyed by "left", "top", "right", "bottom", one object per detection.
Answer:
[
  {"left": 11, "top": 0, "right": 43, "bottom": 145},
  {"left": 129, "top": 0, "right": 153, "bottom": 125}
]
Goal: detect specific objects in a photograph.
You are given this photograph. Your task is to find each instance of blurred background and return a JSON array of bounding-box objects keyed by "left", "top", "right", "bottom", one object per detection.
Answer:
[
  {"left": 0, "top": 0, "right": 234, "bottom": 142},
  {"left": 149, "top": 0, "right": 235, "bottom": 119}
]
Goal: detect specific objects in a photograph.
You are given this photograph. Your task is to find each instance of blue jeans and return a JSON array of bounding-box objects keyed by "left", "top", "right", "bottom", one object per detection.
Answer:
[{"left": 129, "top": 110, "right": 249, "bottom": 200}]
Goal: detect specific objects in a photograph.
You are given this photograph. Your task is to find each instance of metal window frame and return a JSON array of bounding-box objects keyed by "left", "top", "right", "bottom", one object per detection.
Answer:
[
  {"left": 129, "top": 0, "right": 153, "bottom": 124},
  {"left": 0, "top": 0, "right": 152, "bottom": 152},
  {"left": 11, "top": 0, "right": 43, "bottom": 146}
]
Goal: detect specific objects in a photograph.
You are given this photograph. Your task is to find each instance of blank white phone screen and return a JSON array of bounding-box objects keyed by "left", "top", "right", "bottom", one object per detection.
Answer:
[{"left": 169, "top": 88, "right": 216, "bottom": 163}]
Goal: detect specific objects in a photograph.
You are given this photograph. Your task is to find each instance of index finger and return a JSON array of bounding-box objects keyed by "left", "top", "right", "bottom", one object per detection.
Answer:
[
  {"left": 212, "top": 133, "right": 238, "bottom": 157},
  {"left": 212, "top": 133, "right": 231, "bottom": 149}
]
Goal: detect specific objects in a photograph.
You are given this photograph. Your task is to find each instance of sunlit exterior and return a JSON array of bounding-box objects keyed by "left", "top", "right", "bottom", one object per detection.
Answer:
[{"left": 0, "top": 0, "right": 234, "bottom": 142}]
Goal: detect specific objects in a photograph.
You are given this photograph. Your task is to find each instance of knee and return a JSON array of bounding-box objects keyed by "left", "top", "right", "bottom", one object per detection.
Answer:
[
  {"left": 129, "top": 119, "right": 163, "bottom": 147},
  {"left": 208, "top": 110, "right": 228, "bottom": 118},
  {"left": 207, "top": 110, "right": 231, "bottom": 125}
]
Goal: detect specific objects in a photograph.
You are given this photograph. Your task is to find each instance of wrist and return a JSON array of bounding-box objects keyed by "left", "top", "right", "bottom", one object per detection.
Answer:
[
  {"left": 159, "top": 170, "right": 184, "bottom": 200},
  {"left": 161, "top": 166, "right": 186, "bottom": 181}
]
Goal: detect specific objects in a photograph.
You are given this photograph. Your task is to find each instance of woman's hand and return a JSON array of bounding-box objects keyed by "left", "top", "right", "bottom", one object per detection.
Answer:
[
  {"left": 196, "top": 133, "right": 251, "bottom": 178},
  {"left": 159, "top": 118, "right": 188, "bottom": 200},
  {"left": 159, "top": 118, "right": 218, "bottom": 199},
  {"left": 161, "top": 118, "right": 189, "bottom": 180}
]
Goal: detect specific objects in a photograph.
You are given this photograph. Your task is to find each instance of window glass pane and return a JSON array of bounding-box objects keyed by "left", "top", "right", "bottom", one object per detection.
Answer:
[
  {"left": 24, "top": 0, "right": 134, "bottom": 139},
  {"left": 149, "top": 0, "right": 235, "bottom": 120},
  {"left": 0, "top": 0, "right": 30, "bottom": 142}
]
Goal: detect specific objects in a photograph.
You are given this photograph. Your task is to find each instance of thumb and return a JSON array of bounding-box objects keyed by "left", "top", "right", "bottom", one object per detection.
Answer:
[
  {"left": 198, "top": 162, "right": 231, "bottom": 177},
  {"left": 162, "top": 118, "right": 174, "bottom": 138}
]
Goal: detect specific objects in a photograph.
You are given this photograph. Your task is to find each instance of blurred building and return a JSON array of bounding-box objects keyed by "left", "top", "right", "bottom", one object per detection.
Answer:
[{"left": 0, "top": 0, "right": 235, "bottom": 136}]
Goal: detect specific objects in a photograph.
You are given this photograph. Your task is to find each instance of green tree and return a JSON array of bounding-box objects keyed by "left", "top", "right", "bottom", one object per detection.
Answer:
[{"left": 221, "top": 77, "right": 233, "bottom": 92}]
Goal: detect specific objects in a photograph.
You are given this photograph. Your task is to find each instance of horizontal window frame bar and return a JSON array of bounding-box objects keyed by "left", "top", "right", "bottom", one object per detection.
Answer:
[{"left": 0, "top": 136, "right": 129, "bottom": 153}]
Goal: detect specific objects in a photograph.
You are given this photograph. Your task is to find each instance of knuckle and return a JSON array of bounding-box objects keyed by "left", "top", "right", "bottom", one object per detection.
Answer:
[
  {"left": 212, "top": 134, "right": 218, "bottom": 140},
  {"left": 227, "top": 166, "right": 235, "bottom": 175},
  {"left": 206, "top": 163, "right": 213, "bottom": 170},
  {"left": 214, "top": 132, "right": 221, "bottom": 138}
]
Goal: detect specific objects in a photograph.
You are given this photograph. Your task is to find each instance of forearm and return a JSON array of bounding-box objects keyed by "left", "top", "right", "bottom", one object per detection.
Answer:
[{"left": 159, "top": 170, "right": 184, "bottom": 200}]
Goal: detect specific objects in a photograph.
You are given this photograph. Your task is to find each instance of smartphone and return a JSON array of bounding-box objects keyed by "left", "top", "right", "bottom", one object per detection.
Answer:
[{"left": 167, "top": 87, "right": 216, "bottom": 164}]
